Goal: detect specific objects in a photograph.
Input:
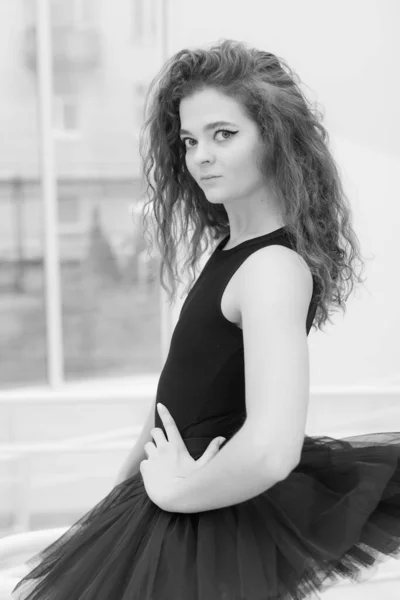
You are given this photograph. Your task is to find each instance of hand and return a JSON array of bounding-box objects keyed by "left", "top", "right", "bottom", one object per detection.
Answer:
[{"left": 139, "top": 403, "right": 225, "bottom": 511}]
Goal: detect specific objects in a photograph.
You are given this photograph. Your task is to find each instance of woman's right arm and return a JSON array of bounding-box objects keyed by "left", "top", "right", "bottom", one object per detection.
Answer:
[{"left": 114, "top": 398, "right": 156, "bottom": 486}]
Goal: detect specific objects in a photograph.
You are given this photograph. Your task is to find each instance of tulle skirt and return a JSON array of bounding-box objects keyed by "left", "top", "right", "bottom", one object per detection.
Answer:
[{"left": 12, "top": 432, "right": 400, "bottom": 600}]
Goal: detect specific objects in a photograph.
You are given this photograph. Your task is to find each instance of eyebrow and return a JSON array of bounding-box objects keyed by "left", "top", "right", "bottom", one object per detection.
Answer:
[{"left": 179, "top": 121, "right": 237, "bottom": 136}]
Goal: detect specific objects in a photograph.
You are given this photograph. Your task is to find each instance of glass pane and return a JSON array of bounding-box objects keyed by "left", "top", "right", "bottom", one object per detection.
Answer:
[
  {"left": 0, "top": 6, "right": 47, "bottom": 389},
  {"left": 53, "top": 0, "right": 163, "bottom": 382},
  {"left": 61, "top": 191, "right": 162, "bottom": 382},
  {"left": 0, "top": 0, "right": 165, "bottom": 390}
]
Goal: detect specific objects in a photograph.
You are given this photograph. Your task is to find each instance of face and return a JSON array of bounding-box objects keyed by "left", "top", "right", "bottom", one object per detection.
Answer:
[{"left": 179, "top": 87, "right": 267, "bottom": 206}]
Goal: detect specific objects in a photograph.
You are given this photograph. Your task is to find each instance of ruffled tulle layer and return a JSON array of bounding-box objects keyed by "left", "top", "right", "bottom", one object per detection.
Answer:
[{"left": 12, "top": 432, "right": 400, "bottom": 600}]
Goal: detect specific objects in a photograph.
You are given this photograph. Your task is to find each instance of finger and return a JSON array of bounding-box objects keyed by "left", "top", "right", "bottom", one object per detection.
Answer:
[
  {"left": 144, "top": 441, "right": 157, "bottom": 457},
  {"left": 196, "top": 438, "right": 224, "bottom": 468},
  {"left": 157, "top": 404, "right": 185, "bottom": 448},
  {"left": 150, "top": 427, "right": 167, "bottom": 446}
]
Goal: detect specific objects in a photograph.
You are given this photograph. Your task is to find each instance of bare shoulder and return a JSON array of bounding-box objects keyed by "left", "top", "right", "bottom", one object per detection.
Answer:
[{"left": 236, "top": 244, "right": 313, "bottom": 321}]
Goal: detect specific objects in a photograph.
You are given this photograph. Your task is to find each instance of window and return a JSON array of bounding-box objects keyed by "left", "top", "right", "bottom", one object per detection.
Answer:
[
  {"left": 58, "top": 193, "right": 81, "bottom": 228},
  {"left": 131, "top": 0, "right": 158, "bottom": 44},
  {"left": 51, "top": 0, "right": 96, "bottom": 27},
  {"left": 53, "top": 95, "right": 80, "bottom": 136},
  {"left": 150, "top": 0, "right": 158, "bottom": 37},
  {"left": 131, "top": 0, "right": 144, "bottom": 41}
]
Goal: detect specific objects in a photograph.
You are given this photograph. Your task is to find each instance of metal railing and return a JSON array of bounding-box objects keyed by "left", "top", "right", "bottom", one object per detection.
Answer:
[
  {"left": 0, "top": 384, "right": 400, "bottom": 587},
  {"left": 1, "top": 383, "right": 400, "bottom": 533},
  {"left": 0, "top": 427, "right": 141, "bottom": 533}
]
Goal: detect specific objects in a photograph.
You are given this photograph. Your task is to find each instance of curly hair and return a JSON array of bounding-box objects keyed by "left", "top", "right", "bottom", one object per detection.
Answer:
[{"left": 138, "top": 39, "right": 367, "bottom": 332}]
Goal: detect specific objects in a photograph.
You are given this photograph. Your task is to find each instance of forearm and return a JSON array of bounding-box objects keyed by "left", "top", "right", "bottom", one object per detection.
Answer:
[{"left": 167, "top": 423, "right": 288, "bottom": 513}]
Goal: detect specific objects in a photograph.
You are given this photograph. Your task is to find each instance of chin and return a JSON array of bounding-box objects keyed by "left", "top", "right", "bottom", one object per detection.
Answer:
[
  {"left": 203, "top": 187, "right": 225, "bottom": 198},
  {"left": 205, "top": 195, "right": 225, "bottom": 205}
]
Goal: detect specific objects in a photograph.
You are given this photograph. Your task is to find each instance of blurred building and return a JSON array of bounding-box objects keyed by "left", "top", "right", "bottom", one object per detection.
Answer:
[
  {"left": 0, "top": 0, "right": 168, "bottom": 390},
  {"left": 0, "top": 0, "right": 162, "bottom": 264}
]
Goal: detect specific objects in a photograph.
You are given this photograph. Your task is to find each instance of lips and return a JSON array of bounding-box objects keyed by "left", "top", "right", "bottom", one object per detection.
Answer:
[{"left": 201, "top": 176, "right": 221, "bottom": 180}]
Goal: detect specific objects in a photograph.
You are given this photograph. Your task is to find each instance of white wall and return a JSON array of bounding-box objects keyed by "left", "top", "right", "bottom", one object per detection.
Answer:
[{"left": 167, "top": 0, "right": 400, "bottom": 388}]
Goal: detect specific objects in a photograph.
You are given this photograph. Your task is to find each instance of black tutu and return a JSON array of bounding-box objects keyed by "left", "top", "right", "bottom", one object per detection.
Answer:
[{"left": 12, "top": 432, "right": 400, "bottom": 600}]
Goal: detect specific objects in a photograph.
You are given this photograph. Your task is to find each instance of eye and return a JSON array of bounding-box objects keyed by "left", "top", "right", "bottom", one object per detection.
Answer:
[{"left": 180, "top": 129, "right": 238, "bottom": 149}]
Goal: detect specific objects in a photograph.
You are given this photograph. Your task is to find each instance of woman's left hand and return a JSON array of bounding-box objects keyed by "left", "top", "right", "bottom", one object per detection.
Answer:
[{"left": 140, "top": 403, "right": 225, "bottom": 511}]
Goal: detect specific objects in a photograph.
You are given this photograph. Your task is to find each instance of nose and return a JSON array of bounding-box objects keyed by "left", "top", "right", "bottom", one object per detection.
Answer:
[{"left": 192, "top": 142, "right": 215, "bottom": 166}]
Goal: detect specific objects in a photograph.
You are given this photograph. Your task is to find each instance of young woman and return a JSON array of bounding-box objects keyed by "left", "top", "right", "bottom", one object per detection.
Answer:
[{"left": 13, "top": 39, "right": 400, "bottom": 600}]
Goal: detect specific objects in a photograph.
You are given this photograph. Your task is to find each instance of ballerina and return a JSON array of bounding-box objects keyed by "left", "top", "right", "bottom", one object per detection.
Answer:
[{"left": 13, "top": 38, "right": 400, "bottom": 600}]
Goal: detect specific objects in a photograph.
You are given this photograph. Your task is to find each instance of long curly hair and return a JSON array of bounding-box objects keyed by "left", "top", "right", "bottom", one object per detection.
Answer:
[{"left": 138, "top": 39, "right": 367, "bottom": 332}]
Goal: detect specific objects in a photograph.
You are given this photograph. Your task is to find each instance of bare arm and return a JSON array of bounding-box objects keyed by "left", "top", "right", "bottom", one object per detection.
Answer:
[{"left": 114, "top": 398, "right": 155, "bottom": 486}]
